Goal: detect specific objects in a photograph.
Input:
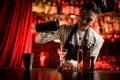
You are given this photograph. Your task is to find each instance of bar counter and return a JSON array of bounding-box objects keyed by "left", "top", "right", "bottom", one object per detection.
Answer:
[{"left": 0, "top": 67, "right": 120, "bottom": 80}]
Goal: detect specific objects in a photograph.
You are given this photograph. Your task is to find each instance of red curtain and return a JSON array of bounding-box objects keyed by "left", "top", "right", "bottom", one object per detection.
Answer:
[{"left": 0, "top": 0, "right": 32, "bottom": 68}]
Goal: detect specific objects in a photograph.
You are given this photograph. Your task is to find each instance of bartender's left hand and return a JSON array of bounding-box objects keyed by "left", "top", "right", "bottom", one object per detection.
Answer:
[{"left": 61, "top": 61, "right": 73, "bottom": 72}]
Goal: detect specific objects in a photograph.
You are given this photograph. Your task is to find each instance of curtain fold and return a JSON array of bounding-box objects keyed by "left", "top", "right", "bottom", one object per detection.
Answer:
[{"left": 0, "top": 0, "right": 32, "bottom": 68}]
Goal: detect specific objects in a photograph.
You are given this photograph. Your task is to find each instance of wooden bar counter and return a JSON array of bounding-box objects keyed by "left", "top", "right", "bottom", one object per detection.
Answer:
[{"left": 0, "top": 67, "right": 120, "bottom": 80}]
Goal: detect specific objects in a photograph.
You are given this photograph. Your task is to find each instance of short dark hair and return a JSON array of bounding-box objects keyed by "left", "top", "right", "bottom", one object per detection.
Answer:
[{"left": 81, "top": 1, "right": 101, "bottom": 15}]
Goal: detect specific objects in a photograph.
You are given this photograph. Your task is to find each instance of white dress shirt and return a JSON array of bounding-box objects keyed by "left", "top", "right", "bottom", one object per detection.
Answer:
[{"left": 35, "top": 24, "right": 104, "bottom": 69}]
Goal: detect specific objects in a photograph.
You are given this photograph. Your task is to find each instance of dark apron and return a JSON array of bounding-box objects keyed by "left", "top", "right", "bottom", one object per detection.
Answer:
[
  {"left": 64, "top": 24, "right": 80, "bottom": 60},
  {"left": 64, "top": 24, "right": 90, "bottom": 70}
]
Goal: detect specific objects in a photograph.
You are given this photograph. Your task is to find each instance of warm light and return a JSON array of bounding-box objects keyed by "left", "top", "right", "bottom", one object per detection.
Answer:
[
  {"left": 111, "top": 37, "right": 115, "bottom": 42},
  {"left": 53, "top": 39, "right": 60, "bottom": 43},
  {"left": 40, "top": 52, "right": 46, "bottom": 67},
  {"left": 114, "top": 33, "right": 117, "bottom": 38},
  {"left": 37, "top": 19, "right": 42, "bottom": 24},
  {"left": 31, "top": 29, "right": 34, "bottom": 33},
  {"left": 118, "top": 1, "right": 120, "bottom": 9},
  {"left": 69, "top": 14, "right": 76, "bottom": 18},
  {"left": 67, "top": 18, "right": 72, "bottom": 23},
  {"left": 73, "top": 18, "right": 77, "bottom": 23}
]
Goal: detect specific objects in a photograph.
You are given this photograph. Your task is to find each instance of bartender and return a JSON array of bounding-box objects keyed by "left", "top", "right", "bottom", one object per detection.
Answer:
[{"left": 35, "top": 1, "right": 104, "bottom": 71}]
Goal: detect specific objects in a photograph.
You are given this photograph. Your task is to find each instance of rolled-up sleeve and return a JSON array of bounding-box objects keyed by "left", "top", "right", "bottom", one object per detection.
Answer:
[{"left": 35, "top": 32, "right": 59, "bottom": 44}]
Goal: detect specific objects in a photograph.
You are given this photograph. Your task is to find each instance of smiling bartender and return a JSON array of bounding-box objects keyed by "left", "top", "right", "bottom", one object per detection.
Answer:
[{"left": 35, "top": 1, "right": 104, "bottom": 71}]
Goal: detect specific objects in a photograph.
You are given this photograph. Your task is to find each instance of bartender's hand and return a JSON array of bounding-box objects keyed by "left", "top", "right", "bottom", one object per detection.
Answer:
[
  {"left": 60, "top": 61, "right": 73, "bottom": 72},
  {"left": 44, "top": 15, "right": 60, "bottom": 28}
]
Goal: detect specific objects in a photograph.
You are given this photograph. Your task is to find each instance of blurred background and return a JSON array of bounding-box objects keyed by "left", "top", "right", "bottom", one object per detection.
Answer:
[
  {"left": 0, "top": 0, "right": 120, "bottom": 71},
  {"left": 31, "top": 0, "right": 120, "bottom": 70}
]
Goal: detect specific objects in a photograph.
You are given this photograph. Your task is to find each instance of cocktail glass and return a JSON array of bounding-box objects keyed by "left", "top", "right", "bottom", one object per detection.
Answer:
[{"left": 57, "top": 48, "right": 68, "bottom": 67}]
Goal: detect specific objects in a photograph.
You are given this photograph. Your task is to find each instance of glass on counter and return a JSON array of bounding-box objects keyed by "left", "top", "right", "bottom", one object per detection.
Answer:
[{"left": 57, "top": 48, "right": 68, "bottom": 67}]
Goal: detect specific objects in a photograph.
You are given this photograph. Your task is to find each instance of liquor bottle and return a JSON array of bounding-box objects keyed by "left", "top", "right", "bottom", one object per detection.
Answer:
[
  {"left": 69, "top": 0, "right": 75, "bottom": 15},
  {"left": 90, "top": 56, "right": 95, "bottom": 71},
  {"left": 118, "top": 0, "right": 120, "bottom": 11},
  {"left": 77, "top": 48, "right": 83, "bottom": 71},
  {"left": 61, "top": 0, "right": 66, "bottom": 15},
  {"left": 80, "top": 0, "right": 84, "bottom": 6},
  {"left": 49, "top": 2, "right": 58, "bottom": 14},
  {"left": 83, "top": 39, "right": 90, "bottom": 70},
  {"left": 74, "top": 1, "right": 80, "bottom": 16},
  {"left": 73, "top": 18, "right": 77, "bottom": 24},
  {"left": 65, "top": 2, "right": 70, "bottom": 15},
  {"left": 44, "top": 1, "right": 52, "bottom": 14}
]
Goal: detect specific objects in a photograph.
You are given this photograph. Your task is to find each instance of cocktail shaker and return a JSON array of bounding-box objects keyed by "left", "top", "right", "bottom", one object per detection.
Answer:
[{"left": 36, "top": 20, "right": 59, "bottom": 32}]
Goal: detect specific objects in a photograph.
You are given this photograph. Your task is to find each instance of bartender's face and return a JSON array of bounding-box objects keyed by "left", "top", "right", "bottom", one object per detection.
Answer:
[{"left": 78, "top": 9, "right": 98, "bottom": 31}]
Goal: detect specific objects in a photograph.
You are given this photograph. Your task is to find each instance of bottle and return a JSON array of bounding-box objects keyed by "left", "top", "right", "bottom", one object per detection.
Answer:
[
  {"left": 80, "top": 0, "right": 84, "bottom": 6},
  {"left": 44, "top": 1, "right": 51, "bottom": 14},
  {"left": 49, "top": 2, "right": 57, "bottom": 14},
  {"left": 83, "top": 39, "right": 90, "bottom": 70},
  {"left": 69, "top": 0, "right": 75, "bottom": 15},
  {"left": 61, "top": 0, "right": 66, "bottom": 15},
  {"left": 118, "top": 1, "right": 120, "bottom": 11},
  {"left": 90, "top": 56, "right": 95, "bottom": 71},
  {"left": 77, "top": 48, "right": 83, "bottom": 71},
  {"left": 65, "top": 2, "right": 70, "bottom": 15},
  {"left": 74, "top": 1, "right": 80, "bottom": 16}
]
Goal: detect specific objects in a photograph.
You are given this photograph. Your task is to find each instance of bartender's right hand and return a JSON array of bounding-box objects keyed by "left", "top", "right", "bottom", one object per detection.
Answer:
[{"left": 44, "top": 15, "right": 60, "bottom": 28}]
